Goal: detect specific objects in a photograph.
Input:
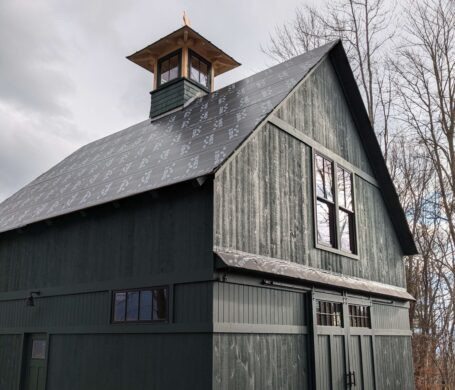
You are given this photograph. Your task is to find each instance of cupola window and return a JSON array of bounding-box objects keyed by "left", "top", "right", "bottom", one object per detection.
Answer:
[
  {"left": 189, "top": 50, "right": 210, "bottom": 89},
  {"left": 158, "top": 50, "right": 181, "bottom": 86}
]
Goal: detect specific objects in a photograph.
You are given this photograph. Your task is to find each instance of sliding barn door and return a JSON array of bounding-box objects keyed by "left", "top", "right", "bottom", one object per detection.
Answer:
[{"left": 313, "top": 292, "right": 376, "bottom": 390}]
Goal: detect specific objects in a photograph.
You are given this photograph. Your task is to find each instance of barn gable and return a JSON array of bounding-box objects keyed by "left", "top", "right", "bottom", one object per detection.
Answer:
[{"left": 214, "top": 54, "right": 412, "bottom": 287}]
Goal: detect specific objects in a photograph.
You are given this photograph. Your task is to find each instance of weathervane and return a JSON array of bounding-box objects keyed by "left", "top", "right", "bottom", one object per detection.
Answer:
[{"left": 183, "top": 11, "right": 191, "bottom": 27}]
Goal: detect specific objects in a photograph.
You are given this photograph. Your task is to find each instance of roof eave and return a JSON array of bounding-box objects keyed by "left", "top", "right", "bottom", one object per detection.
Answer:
[{"left": 328, "top": 42, "right": 418, "bottom": 256}]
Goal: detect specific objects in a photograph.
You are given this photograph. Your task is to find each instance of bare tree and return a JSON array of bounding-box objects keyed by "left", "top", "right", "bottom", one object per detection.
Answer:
[
  {"left": 393, "top": 1, "right": 455, "bottom": 386},
  {"left": 266, "top": 0, "right": 455, "bottom": 387}
]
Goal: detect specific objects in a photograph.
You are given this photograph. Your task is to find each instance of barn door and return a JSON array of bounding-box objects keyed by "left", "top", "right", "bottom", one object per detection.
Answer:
[
  {"left": 22, "top": 334, "right": 48, "bottom": 390},
  {"left": 313, "top": 292, "right": 376, "bottom": 390}
]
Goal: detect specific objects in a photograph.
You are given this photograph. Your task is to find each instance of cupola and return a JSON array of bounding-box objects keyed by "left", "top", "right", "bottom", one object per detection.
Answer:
[{"left": 127, "top": 15, "right": 240, "bottom": 118}]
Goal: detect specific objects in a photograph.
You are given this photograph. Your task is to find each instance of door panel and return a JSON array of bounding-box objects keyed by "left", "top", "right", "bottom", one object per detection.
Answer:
[
  {"left": 361, "top": 336, "right": 375, "bottom": 389},
  {"left": 331, "top": 335, "right": 347, "bottom": 390},
  {"left": 316, "top": 335, "right": 332, "bottom": 390},
  {"left": 23, "top": 334, "right": 48, "bottom": 390},
  {"left": 348, "top": 336, "right": 363, "bottom": 389}
]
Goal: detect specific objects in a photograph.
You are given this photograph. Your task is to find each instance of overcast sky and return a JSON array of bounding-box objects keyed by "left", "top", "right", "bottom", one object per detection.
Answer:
[{"left": 0, "top": 0, "right": 314, "bottom": 202}]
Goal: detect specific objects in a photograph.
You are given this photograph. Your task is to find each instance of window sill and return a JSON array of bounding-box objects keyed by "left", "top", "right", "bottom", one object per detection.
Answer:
[{"left": 315, "top": 243, "right": 359, "bottom": 260}]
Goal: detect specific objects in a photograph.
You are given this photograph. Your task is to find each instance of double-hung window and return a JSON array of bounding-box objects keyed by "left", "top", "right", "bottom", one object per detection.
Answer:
[{"left": 314, "top": 153, "right": 357, "bottom": 255}]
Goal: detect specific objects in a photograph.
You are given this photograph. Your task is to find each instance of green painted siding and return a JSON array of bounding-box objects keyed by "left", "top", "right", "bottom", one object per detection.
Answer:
[
  {"left": 0, "top": 181, "right": 213, "bottom": 293},
  {"left": 213, "top": 282, "right": 307, "bottom": 326},
  {"left": 150, "top": 78, "right": 206, "bottom": 118},
  {"left": 46, "top": 333, "right": 212, "bottom": 390},
  {"left": 0, "top": 334, "right": 22, "bottom": 390}
]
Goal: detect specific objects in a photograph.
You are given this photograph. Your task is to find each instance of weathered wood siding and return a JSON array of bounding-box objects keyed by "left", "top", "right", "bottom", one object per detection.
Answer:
[
  {"left": 375, "top": 336, "right": 414, "bottom": 390},
  {"left": 213, "top": 334, "right": 310, "bottom": 390},
  {"left": 46, "top": 333, "right": 212, "bottom": 390},
  {"left": 214, "top": 57, "right": 406, "bottom": 287},
  {"left": 275, "top": 57, "right": 373, "bottom": 177},
  {"left": 0, "top": 181, "right": 213, "bottom": 293}
]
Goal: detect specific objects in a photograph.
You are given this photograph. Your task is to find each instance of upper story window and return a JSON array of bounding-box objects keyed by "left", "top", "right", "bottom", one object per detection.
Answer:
[
  {"left": 112, "top": 287, "right": 168, "bottom": 323},
  {"left": 188, "top": 50, "right": 210, "bottom": 89},
  {"left": 158, "top": 50, "right": 181, "bottom": 87},
  {"left": 314, "top": 153, "right": 357, "bottom": 255}
]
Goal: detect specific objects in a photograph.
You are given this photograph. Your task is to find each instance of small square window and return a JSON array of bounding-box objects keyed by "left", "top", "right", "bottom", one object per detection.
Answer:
[
  {"left": 158, "top": 51, "right": 181, "bottom": 86},
  {"left": 188, "top": 50, "right": 210, "bottom": 89},
  {"left": 31, "top": 340, "right": 46, "bottom": 360},
  {"left": 349, "top": 305, "right": 371, "bottom": 328},
  {"left": 316, "top": 301, "right": 343, "bottom": 327}
]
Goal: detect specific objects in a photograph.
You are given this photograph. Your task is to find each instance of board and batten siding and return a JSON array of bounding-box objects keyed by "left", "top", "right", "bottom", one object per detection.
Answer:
[
  {"left": 215, "top": 122, "right": 405, "bottom": 287},
  {"left": 214, "top": 57, "right": 406, "bottom": 288},
  {"left": 46, "top": 333, "right": 212, "bottom": 390},
  {"left": 0, "top": 181, "right": 213, "bottom": 293}
]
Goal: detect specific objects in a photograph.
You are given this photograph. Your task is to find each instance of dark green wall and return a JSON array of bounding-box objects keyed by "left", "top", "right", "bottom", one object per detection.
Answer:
[
  {"left": 0, "top": 334, "right": 22, "bottom": 390},
  {"left": 47, "top": 333, "right": 212, "bottom": 390},
  {"left": 150, "top": 78, "right": 206, "bottom": 118},
  {"left": 0, "top": 181, "right": 213, "bottom": 293}
]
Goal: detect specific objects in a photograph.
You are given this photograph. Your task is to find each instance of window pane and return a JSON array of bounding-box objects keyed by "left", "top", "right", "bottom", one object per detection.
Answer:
[
  {"left": 126, "top": 291, "right": 139, "bottom": 321},
  {"left": 160, "top": 59, "right": 170, "bottom": 84},
  {"left": 190, "top": 56, "right": 200, "bottom": 82},
  {"left": 114, "top": 292, "right": 126, "bottom": 322},
  {"left": 338, "top": 168, "right": 353, "bottom": 211},
  {"left": 317, "top": 200, "right": 335, "bottom": 247},
  {"left": 139, "top": 290, "right": 153, "bottom": 321},
  {"left": 315, "top": 155, "right": 325, "bottom": 198},
  {"left": 324, "top": 159, "right": 333, "bottom": 201},
  {"left": 339, "top": 209, "right": 354, "bottom": 253},
  {"left": 169, "top": 54, "right": 179, "bottom": 81},
  {"left": 153, "top": 288, "right": 167, "bottom": 320},
  {"left": 315, "top": 155, "right": 333, "bottom": 201},
  {"left": 199, "top": 61, "right": 208, "bottom": 87},
  {"left": 31, "top": 340, "right": 46, "bottom": 359}
]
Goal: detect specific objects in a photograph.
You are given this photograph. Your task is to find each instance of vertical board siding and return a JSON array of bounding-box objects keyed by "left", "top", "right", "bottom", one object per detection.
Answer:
[
  {"left": 213, "top": 334, "right": 309, "bottom": 390},
  {"left": 374, "top": 336, "right": 414, "bottom": 390},
  {"left": 46, "top": 333, "right": 212, "bottom": 390},
  {"left": 0, "top": 292, "right": 109, "bottom": 329},
  {"left": 0, "top": 334, "right": 22, "bottom": 390},
  {"left": 0, "top": 182, "right": 213, "bottom": 292},
  {"left": 213, "top": 282, "right": 306, "bottom": 326},
  {"left": 275, "top": 58, "right": 373, "bottom": 177},
  {"left": 215, "top": 120, "right": 405, "bottom": 286},
  {"left": 174, "top": 282, "right": 212, "bottom": 324},
  {"left": 372, "top": 303, "right": 410, "bottom": 330},
  {"left": 316, "top": 335, "right": 332, "bottom": 390}
]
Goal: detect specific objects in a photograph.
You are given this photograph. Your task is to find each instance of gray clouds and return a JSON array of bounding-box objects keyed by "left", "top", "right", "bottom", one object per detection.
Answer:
[{"left": 0, "top": 0, "right": 303, "bottom": 202}]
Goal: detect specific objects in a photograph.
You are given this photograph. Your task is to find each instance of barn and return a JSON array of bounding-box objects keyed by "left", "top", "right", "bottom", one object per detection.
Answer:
[{"left": 0, "top": 24, "right": 417, "bottom": 390}]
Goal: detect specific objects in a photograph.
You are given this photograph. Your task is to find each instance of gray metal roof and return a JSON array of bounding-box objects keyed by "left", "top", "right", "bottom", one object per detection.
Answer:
[
  {"left": 0, "top": 41, "right": 337, "bottom": 234},
  {"left": 215, "top": 248, "right": 414, "bottom": 301}
]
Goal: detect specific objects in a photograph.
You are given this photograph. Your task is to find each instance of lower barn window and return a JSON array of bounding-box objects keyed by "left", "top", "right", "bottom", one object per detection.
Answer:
[
  {"left": 349, "top": 304, "right": 371, "bottom": 328},
  {"left": 112, "top": 287, "right": 168, "bottom": 323},
  {"left": 316, "top": 300, "right": 343, "bottom": 327}
]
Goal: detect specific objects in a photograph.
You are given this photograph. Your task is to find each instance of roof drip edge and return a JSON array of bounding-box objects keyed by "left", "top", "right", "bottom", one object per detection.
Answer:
[{"left": 215, "top": 247, "right": 415, "bottom": 301}]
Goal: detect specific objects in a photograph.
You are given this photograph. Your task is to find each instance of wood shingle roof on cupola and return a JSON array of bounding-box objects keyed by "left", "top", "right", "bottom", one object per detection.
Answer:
[{"left": 0, "top": 41, "right": 337, "bottom": 234}]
